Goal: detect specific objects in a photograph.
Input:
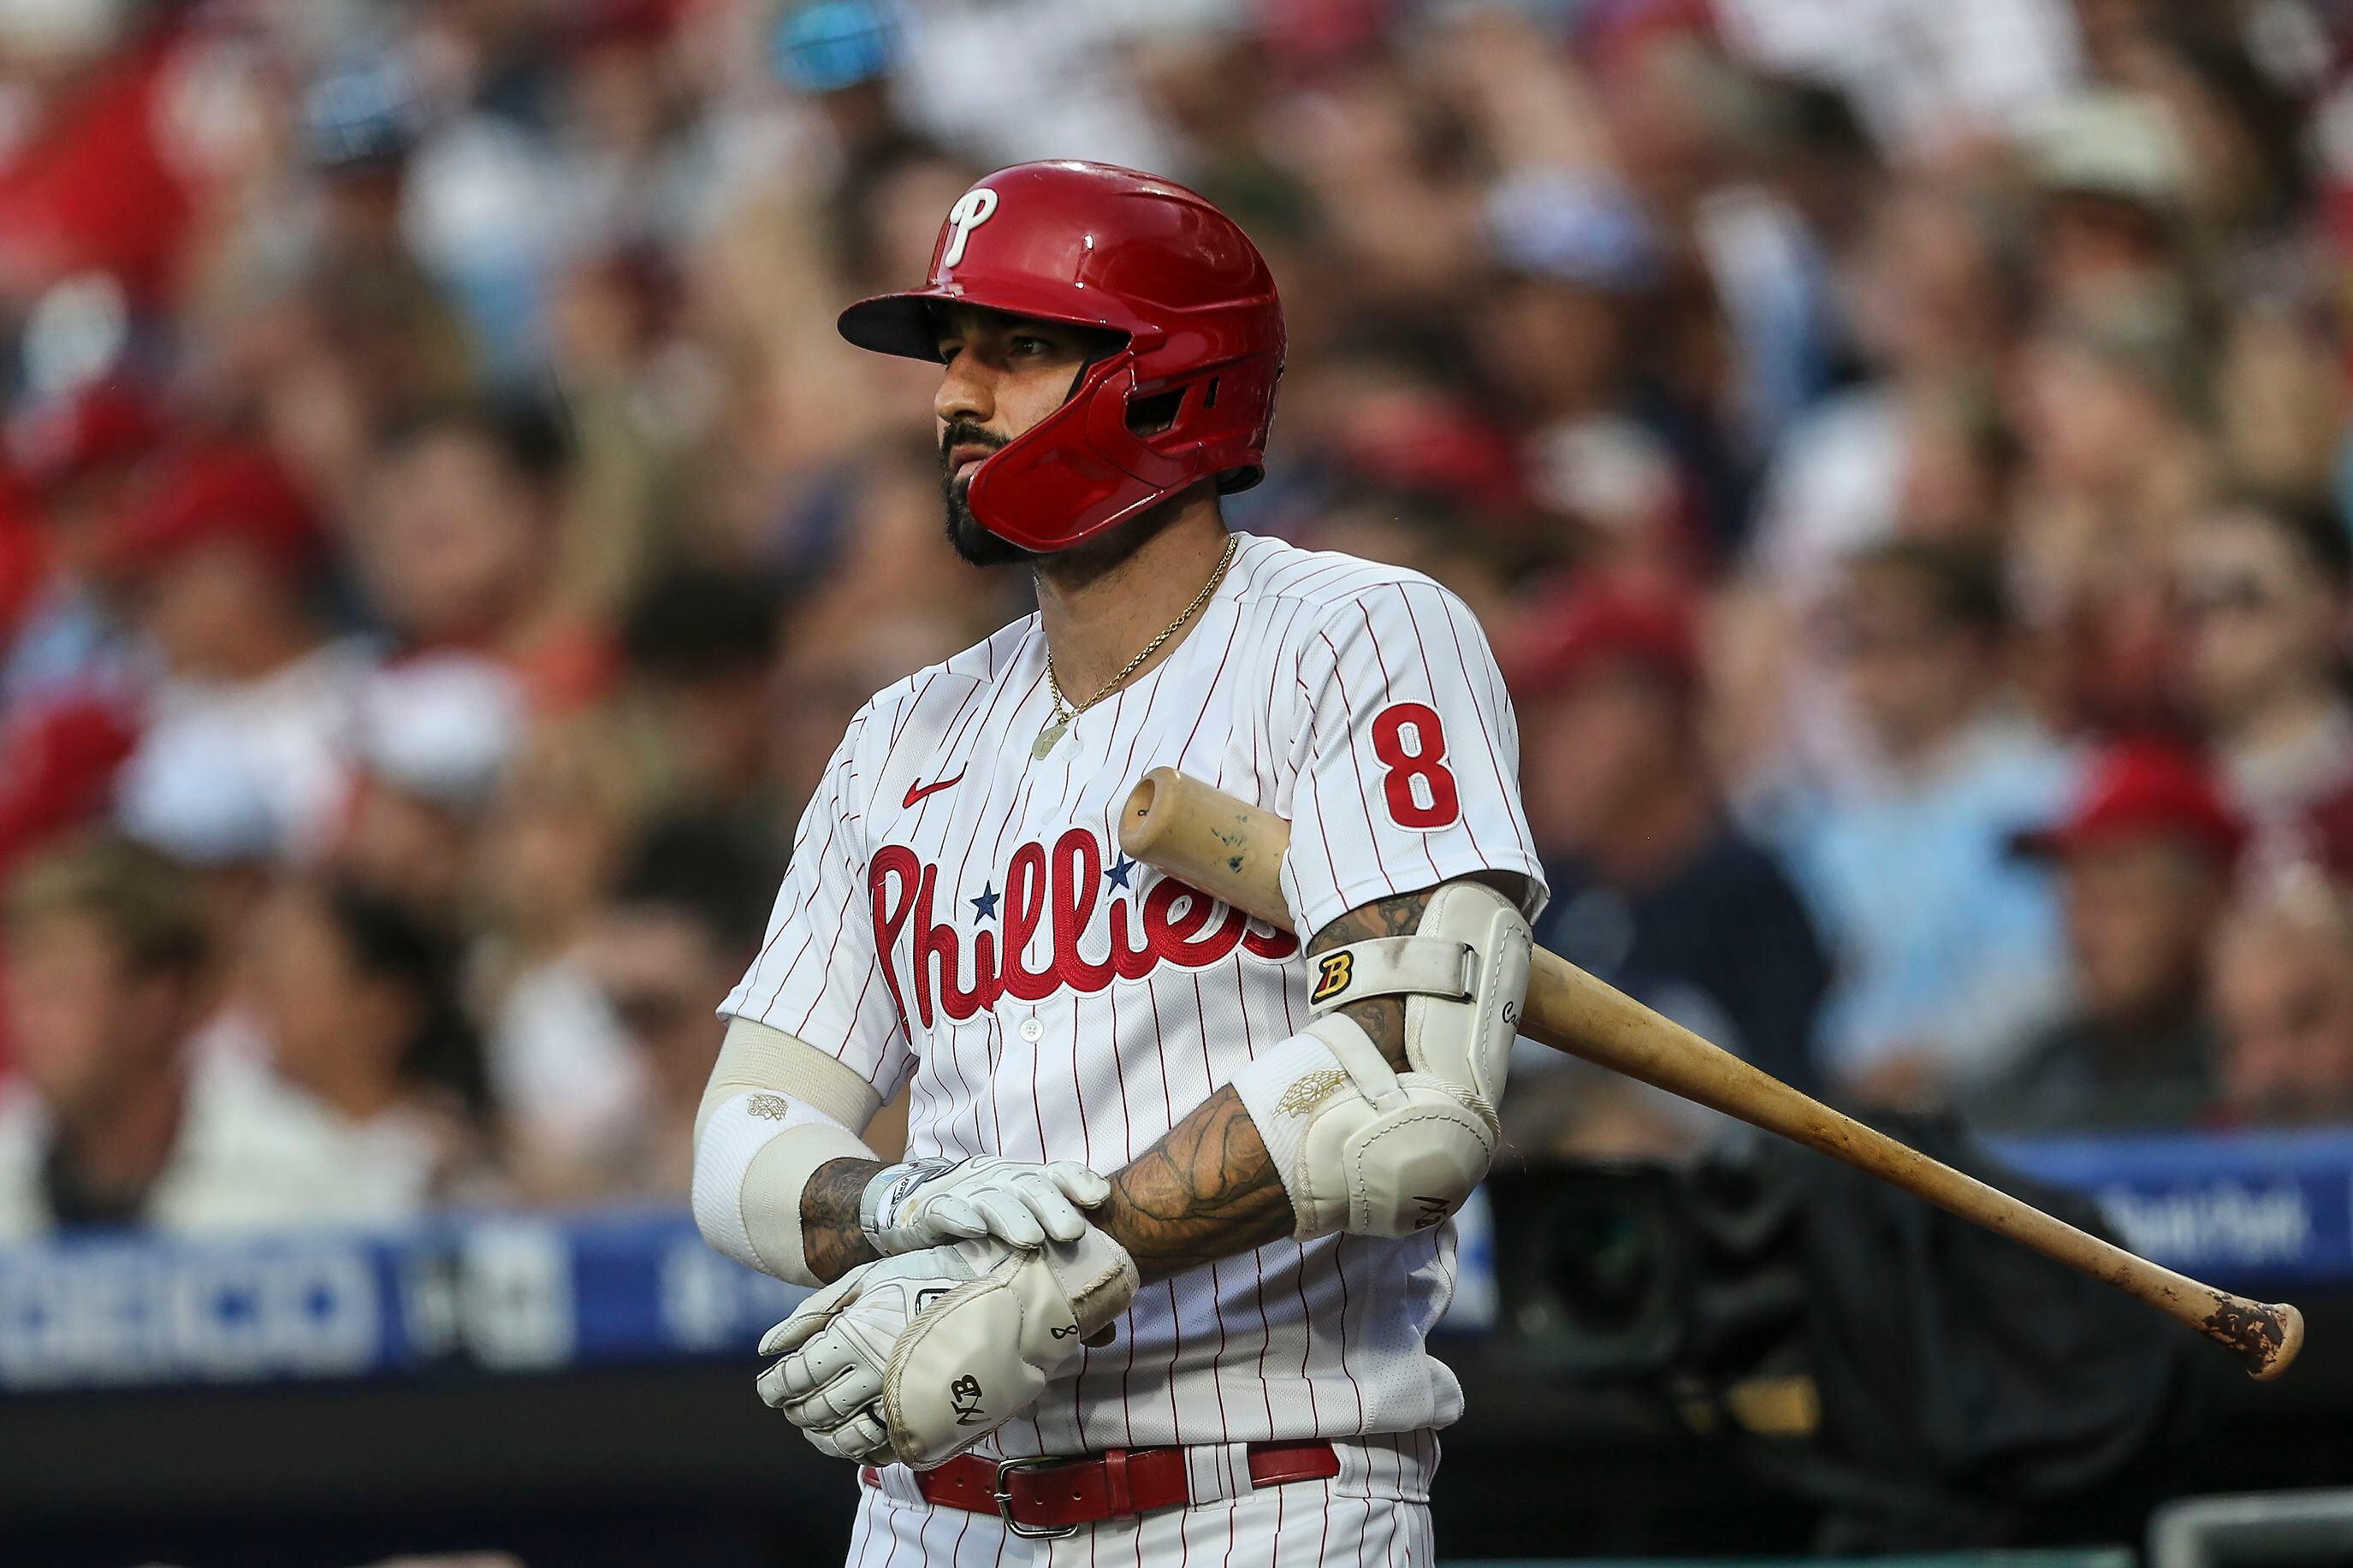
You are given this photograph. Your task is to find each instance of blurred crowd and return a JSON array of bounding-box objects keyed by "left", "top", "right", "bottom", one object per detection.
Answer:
[{"left": 4, "top": 0, "right": 2353, "bottom": 1241}]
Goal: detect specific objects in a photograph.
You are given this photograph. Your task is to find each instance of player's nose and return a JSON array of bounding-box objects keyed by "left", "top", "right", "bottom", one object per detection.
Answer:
[{"left": 934, "top": 351, "right": 994, "bottom": 429}]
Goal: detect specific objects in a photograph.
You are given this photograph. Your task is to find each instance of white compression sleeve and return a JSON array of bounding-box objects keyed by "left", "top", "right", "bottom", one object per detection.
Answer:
[{"left": 690, "top": 1018, "right": 881, "bottom": 1287}]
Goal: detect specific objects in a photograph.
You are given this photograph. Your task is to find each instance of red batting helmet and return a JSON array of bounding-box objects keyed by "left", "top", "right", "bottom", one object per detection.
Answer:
[{"left": 838, "top": 160, "right": 1285, "bottom": 553}]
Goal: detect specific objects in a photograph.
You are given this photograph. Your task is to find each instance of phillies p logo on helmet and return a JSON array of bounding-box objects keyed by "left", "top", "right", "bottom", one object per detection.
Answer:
[{"left": 941, "top": 188, "right": 999, "bottom": 269}]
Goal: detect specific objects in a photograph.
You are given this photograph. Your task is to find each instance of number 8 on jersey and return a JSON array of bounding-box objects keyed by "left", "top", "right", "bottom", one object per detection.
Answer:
[{"left": 1372, "top": 702, "right": 1461, "bottom": 829}]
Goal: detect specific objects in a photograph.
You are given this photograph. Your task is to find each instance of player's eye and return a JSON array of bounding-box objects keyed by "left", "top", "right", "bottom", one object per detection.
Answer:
[
  {"left": 1010, "top": 335, "right": 1053, "bottom": 358},
  {"left": 936, "top": 340, "right": 964, "bottom": 364}
]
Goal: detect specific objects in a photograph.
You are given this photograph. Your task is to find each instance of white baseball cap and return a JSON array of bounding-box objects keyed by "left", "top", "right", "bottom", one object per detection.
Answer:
[{"left": 355, "top": 653, "right": 525, "bottom": 813}]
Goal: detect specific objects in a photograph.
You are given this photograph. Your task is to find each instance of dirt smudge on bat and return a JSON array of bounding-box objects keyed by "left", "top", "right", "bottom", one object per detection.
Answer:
[{"left": 2202, "top": 1295, "right": 2286, "bottom": 1364}]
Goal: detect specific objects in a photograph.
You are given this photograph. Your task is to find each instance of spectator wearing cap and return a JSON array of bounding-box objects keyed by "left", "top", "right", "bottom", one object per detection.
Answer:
[
  {"left": 296, "top": 56, "right": 478, "bottom": 429},
  {"left": 774, "top": 0, "right": 902, "bottom": 158},
  {"left": 1779, "top": 538, "right": 2077, "bottom": 1108},
  {"left": 2174, "top": 492, "right": 2353, "bottom": 843},
  {"left": 0, "top": 376, "right": 164, "bottom": 713},
  {"left": 1475, "top": 169, "right": 1744, "bottom": 557},
  {"left": 2025, "top": 91, "right": 2196, "bottom": 321},
  {"left": 1336, "top": 502, "right": 1519, "bottom": 636},
  {"left": 107, "top": 441, "right": 371, "bottom": 867},
  {"left": 1968, "top": 743, "right": 2243, "bottom": 1133},
  {"left": 1508, "top": 579, "right": 1828, "bottom": 1157},
  {"left": 0, "top": 3, "right": 201, "bottom": 310},
  {"left": 2209, "top": 870, "right": 2353, "bottom": 1127},
  {"left": 533, "top": 814, "right": 786, "bottom": 1202},
  {"left": 1476, "top": 170, "right": 1650, "bottom": 366},
  {"left": 0, "top": 378, "right": 163, "bottom": 875},
  {"left": 329, "top": 653, "right": 525, "bottom": 923}
]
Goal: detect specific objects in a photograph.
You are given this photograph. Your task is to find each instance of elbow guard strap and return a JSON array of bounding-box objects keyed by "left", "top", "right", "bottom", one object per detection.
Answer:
[{"left": 692, "top": 1091, "right": 874, "bottom": 1287}]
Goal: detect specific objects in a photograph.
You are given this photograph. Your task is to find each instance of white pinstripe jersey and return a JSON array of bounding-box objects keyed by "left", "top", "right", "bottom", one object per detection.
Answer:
[{"left": 723, "top": 533, "right": 1547, "bottom": 1456}]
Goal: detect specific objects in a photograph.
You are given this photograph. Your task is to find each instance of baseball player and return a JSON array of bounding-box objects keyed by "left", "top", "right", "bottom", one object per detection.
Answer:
[{"left": 694, "top": 160, "right": 1546, "bottom": 1564}]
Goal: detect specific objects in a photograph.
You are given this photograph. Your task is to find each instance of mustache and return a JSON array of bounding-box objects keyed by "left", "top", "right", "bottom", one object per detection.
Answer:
[{"left": 939, "top": 422, "right": 1008, "bottom": 470}]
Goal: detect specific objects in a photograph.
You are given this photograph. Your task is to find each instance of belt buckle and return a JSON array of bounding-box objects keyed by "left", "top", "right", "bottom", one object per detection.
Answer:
[{"left": 992, "top": 1454, "right": 1080, "bottom": 1540}]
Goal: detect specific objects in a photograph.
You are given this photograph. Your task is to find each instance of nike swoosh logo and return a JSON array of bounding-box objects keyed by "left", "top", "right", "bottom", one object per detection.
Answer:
[{"left": 903, "top": 772, "right": 964, "bottom": 808}]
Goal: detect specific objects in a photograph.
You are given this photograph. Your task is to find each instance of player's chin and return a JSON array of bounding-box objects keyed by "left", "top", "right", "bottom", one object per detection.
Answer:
[{"left": 942, "top": 484, "right": 1033, "bottom": 568}]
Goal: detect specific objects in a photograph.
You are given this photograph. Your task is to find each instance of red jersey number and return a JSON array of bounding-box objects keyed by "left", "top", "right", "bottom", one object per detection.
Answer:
[{"left": 1371, "top": 702, "right": 1461, "bottom": 829}]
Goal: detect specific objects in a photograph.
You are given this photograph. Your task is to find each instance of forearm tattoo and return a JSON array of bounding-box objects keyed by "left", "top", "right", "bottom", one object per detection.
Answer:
[
  {"left": 1099, "top": 1085, "right": 1295, "bottom": 1284},
  {"left": 1096, "top": 887, "right": 1441, "bottom": 1283},
  {"left": 802, "top": 1156, "right": 884, "bottom": 1284}
]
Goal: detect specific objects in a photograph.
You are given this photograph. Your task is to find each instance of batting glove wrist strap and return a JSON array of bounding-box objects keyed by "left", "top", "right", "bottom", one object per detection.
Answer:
[
  {"left": 858, "top": 1155, "right": 1112, "bottom": 1256},
  {"left": 858, "top": 1158, "right": 957, "bottom": 1244}
]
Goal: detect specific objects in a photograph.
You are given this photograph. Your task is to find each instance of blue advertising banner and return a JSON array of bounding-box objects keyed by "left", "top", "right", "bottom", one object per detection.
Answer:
[
  {"left": 0, "top": 1209, "right": 806, "bottom": 1393},
  {"left": 0, "top": 1132, "right": 2338, "bottom": 1393},
  {"left": 1994, "top": 1127, "right": 2353, "bottom": 1287}
]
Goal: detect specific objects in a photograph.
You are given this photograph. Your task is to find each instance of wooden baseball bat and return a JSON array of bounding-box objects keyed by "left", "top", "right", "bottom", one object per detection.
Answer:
[{"left": 1118, "top": 766, "right": 2304, "bottom": 1381}]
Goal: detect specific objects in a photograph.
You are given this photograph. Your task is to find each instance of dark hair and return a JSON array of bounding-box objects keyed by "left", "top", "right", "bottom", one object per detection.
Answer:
[
  {"left": 318, "top": 880, "right": 489, "bottom": 1116},
  {"left": 613, "top": 816, "right": 784, "bottom": 956},
  {"left": 827, "top": 136, "right": 976, "bottom": 288},
  {"left": 622, "top": 569, "right": 783, "bottom": 681},
  {"left": 1848, "top": 538, "right": 2010, "bottom": 640},
  {"left": 2213, "top": 489, "right": 2353, "bottom": 593},
  {"left": 376, "top": 395, "right": 572, "bottom": 491}
]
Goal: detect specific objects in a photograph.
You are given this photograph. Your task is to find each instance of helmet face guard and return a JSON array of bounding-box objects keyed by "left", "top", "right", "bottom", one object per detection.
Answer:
[{"left": 837, "top": 161, "right": 1286, "bottom": 554}]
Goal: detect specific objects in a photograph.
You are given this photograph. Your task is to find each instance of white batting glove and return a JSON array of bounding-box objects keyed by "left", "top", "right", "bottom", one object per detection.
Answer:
[
  {"left": 756, "top": 1242, "right": 993, "bottom": 1464},
  {"left": 859, "top": 1155, "right": 1111, "bottom": 1256}
]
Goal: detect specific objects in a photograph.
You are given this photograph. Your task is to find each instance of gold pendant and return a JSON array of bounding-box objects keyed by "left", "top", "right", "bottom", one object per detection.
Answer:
[{"left": 1032, "top": 718, "right": 1068, "bottom": 760}]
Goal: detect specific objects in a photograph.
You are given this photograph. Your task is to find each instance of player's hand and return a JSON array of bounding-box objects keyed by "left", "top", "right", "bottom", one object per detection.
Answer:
[
  {"left": 756, "top": 1243, "right": 991, "bottom": 1464},
  {"left": 874, "top": 1223, "right": 1139, "bottom": 1469},
  {"left": 860, "top": 1155, "right": 1111, "bottom": 1255}
]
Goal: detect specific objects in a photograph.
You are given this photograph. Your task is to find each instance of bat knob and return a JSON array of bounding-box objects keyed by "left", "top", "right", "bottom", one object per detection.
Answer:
[{"left": 2209, "top": 1296, "right": 2304, "bottom": 1381}]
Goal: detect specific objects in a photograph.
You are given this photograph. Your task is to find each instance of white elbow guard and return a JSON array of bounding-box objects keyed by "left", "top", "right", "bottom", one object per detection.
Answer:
[
  {"left": 693, "top": 1090, "right": 874, "bottom": 1287},
  {"left": 1231, "top": 881, "right": 1532, "bottom": 1239}
]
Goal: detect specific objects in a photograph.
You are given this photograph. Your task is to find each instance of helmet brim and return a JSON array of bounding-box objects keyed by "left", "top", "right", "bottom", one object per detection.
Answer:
[{"left": 838, "top": 281, "right": 1135, "bottom": 363}]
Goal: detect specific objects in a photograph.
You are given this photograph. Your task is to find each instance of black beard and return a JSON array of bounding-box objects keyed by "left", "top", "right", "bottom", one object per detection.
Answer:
[{"left": 941, "top": 470, "right": 1034, "bottom": 567}]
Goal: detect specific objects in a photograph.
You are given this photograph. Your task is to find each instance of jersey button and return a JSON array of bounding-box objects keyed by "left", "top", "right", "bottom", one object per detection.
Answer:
[{"left": 1018, "top": 1018, "right": 1044, "bottom": 1043}]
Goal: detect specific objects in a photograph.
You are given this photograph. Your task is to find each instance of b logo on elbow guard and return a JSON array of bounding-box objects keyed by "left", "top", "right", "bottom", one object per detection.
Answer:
[{"left": 1311, "top": 950, "right": 1354, "bottom": 1004}]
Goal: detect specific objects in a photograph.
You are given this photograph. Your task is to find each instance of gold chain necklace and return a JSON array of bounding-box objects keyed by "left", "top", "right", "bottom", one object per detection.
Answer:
[{"left": 1034, "top": 535, "right": 1240, "bottom": 760}]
